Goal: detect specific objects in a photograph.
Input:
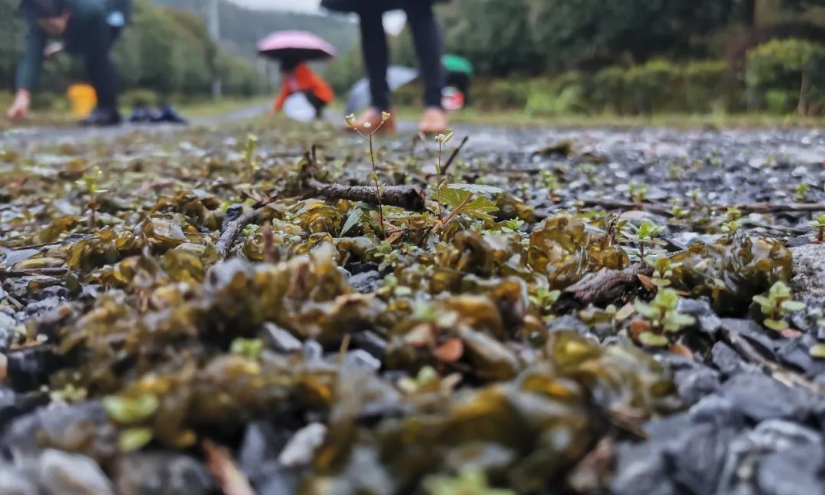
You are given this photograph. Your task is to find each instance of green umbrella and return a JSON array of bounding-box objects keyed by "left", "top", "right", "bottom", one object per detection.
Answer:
[{"left": 442, "top": 54, "right": 473, "bottom": 76}]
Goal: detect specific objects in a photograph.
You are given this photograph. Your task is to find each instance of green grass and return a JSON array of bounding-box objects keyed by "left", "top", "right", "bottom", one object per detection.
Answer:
[
  {"left": 0, "top": 93, "right": 271, "bottom": 131},
  {"left": 374, "top": 104, "right": 825, "bottom": 130}
]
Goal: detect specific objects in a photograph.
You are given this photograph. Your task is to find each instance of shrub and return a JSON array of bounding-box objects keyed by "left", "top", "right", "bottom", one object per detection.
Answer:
[
  {"left": 684, "top": 60, "right": 740, "bottom": 113},
  {"left": 121, "top": 89, "right": 160, "bottom": 108},
  {"left": 591, "top": 66, "right": 627, "bottom": 114},
  {"left": 525, "top": 75, "right": 587, "bottom": 116},
  {"left": 746, "top": 38, "right": 825, "bottom": 114},
  {"left": 625, "top": 59, "right": 683, "bottom": 114}
]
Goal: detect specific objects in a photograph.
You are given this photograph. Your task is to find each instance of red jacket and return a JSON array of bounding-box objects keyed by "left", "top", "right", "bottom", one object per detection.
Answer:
[{"left": 273, "top": 64, "right": 334, "bottom": 112}]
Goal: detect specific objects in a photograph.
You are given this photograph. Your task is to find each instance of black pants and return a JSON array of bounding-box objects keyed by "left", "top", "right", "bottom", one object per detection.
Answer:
[
  {"left": 67, "top": 18, "right": 121, "bottom": 110},
  {"left": 301, "top": 90, "right": 327, "bottom": 120},
  {"left": 359, "top": 0, "right": 445, "bottom": 111}
]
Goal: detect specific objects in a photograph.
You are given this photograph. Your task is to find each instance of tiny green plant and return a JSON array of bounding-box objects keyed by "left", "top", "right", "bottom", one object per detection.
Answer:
[
  {"left": 540, "top": 170, "right": 560, "bottom": 193},
  {"left": 230, "top": 338, "right": 264, "bottom": 360},
  {"left": 346, "top": 112, "right": 392, "bottom": 239},
  {"left": 634, "top": 289, "right": 696, "bottom": 347},
  {"left": 811, "top": 215, "right": 825, "bottom": 243},
  {"left": 243, "top": 134, "right": 259, "bottom": 174},
  {"left": 423, "top": 469, "right": 515, "bottom": 495},
  {"left": 795, "top": 183, "right": 809, "bottom": 202},
  {"left": 752, "top": 281, "right": 806, "bottom": 331},
  {"left": 725, "top": 207, "right": 742, "bottom": 222},
  {"left": 628, "top": 181, "right": 648, "bottom": 203},
  {"left": 623, "top": 219, "right": 665, "bottom": 261},
  {"left": 530, "top": 286, "right": 561, "bottom": 315},
  {"left": 77, "top": 164, "right": 106, "bottom": 228},
  {"left": 645, "top": 255, "right": 681, "bottom": 287},
  {"left": 433, "top": 129, "right": 454, "bottom": 221}
]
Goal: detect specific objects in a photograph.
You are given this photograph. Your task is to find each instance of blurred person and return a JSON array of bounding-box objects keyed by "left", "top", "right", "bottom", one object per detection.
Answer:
[
  {"left": 322, "top": 0, "right": 449, "bottom": 134},
  {"left": 270, "top": 58, "right": 335, "bottom": 120},
  {"left": 6, "top": 0, "right": 132, "bottom": 126}
]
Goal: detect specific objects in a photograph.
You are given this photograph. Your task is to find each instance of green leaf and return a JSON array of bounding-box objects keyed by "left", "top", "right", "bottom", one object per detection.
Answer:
[
  {"left": 340, "top": 206, "right": 362, "bottom": 237},
  {"left": 446, "top": 183, "right": 504, "bottom": 195},
  {"left": 461, "top": 196, "right": 500, "bottom": 223},
  {"left": 440, "top": 187, "right": 472, "bottom": 209},
  {"left": 810, "top": 344, "right": 825, "bottom": 359},
  {"left": 764, "top": 319, "right": 788, "bottom": 331},
  {"left": 752, "top": 295, "right": 771, "bottom": 308},
  {"left": 781, "top": 301, "right": 806, "bottom": 312},
  {"left": 639, "top": 332, "right": 669, "bottom": 347},
  {"left": 663, "top": 313, "right": 696, "bottom": 332},
  {"left": 231, "top": 338, "right": 264, "bottom": 360},
  {"left": 103, "top": 394, "right": 159, "bottom": 425},
  {"left": 634, "top": 302, "right": 660, "bottom": 320},
  {"left": 118, "top": 427, "right": 154, "bottom": 453}
]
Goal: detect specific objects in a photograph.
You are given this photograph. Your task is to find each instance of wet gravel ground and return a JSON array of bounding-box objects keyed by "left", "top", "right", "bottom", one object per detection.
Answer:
[{"left": 2, "top": 120, "right": 825, "bottom": 495}]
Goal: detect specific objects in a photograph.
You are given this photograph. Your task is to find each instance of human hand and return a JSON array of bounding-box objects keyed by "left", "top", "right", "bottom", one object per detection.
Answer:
[{"left": 6, "top": 90, "right": 31, "bottom": 121}]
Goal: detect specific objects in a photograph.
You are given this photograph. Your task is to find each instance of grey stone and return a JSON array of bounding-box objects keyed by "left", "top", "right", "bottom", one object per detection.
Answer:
[
  {"left": 114, "top": 453, "right": 216, "bottom": 495},
  {"left": 239, "top": 422, "right": 290, "bottom": 480},
  {"left": 341, "top": 349, "right": 382, "bottom": 372},
  {"left": 263, "top": 323, "right": 302, "bottom": 354},
  {"left": 611, "top": 442, "right": 680, "bottom": 495},
  {"left": 756, "top": 448, "right": 824, "bottom": 495},
  {"left": 716, "top": 420, "right": 823, "bottom": 495},
  {"left": 351, "top": 331, "right": 387, "bottom": 361},
  {"left": 674, "top": 367, "right": 720, "bottom": 404},
  {"left": 2, "top": 401, "right": 114, "bottom": 459},
  {"left": 677, "top": 298, "right": 722, "bottom": 335},
  {"left": 663, "top": 424, "right": 738, "bottom": 495},
  {"left": 0, "top": 466, "right": 39, "bottom": 495},
  {"left": 712, "top": 342, "right": 761, "bottom": 377},
  {"left": 720, "top": 319, "right": 778, "bottom": 361},
  {"left": 349, "top": 271, "right": 382, "bottom": 294},
  {"left": 0, "top": 311, "right": 16, "bottom": 330},
  {"left": 791, "top": 244, "right": 825, "bottom": 298},
  {"left": 721, "top": 374, "right": 815, "bottom": 422},
  {"left": 255, "top": 465, "right": 300, "bottom": 495},
  {"left": 303, "top": 340, "right": 323, "bottom": 362},
  {"left": 278, "top": 423, "right": 327, "bottom": 468},
  {"left": 37, "top": 449, "right": 114, "bottom": 495}
]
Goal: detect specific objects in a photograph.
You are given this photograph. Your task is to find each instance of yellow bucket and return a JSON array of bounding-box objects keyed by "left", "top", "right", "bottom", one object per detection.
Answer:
[{"left": 67, "top": 84, "right": 97, "bottom": 118}]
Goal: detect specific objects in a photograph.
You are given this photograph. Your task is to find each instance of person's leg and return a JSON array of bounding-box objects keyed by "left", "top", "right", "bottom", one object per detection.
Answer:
[
  {"left": 359, "top": 5, "right": 391, "bottom": 112},
  {"left": 83, "top": 20, "right": 120, "bottom": 112},
  {"left": 403, "top": 0, "right": 445, "bottom": 110}
]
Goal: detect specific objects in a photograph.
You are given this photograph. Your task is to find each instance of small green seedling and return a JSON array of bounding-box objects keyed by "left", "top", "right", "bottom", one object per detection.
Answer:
[
  {"left": 811, "top": 215, "right": 825, "bottom": 243},
  {"left": 634, "top": 289, "right": 696, "bottom": 347},
  {"left": 796, "top": 183, "right": 809, "bottom": 202},
  {"left": 424, "top": 469, "right": 515, "bottom": 495},
  {"left": 628, "top": 181, "right": 648, "bottom": 203},
  {"left": 345, "top": 112, "right": 393, "bottom": 239},
  {"left": 530, "top": 286, "right": 561, "bottom": 317},
  {"left": 645, "top": 255, "right": 681, "bottom": 287},
  {"left": 243, "top": 134, "right": 259, "bottom": 173},
  {"left": 230, "top": 338, "right": 264, "bottom": 360},
  {"left": 623, "top": 219, "right": 665, "bottom": 260},
  {"left": 77, "top": 164, "right": 106, "bottom": 228},
  {"left": 752, "top": 281, "right": 805, "bottom": 331}
]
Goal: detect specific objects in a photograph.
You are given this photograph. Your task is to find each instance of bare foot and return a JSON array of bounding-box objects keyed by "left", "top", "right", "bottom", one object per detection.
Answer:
[{"left": 419, "top": 107, "right": 448, "bottom": 135}]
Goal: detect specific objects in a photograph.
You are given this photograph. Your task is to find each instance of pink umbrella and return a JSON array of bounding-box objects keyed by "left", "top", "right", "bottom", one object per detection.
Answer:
[{"left": 257, "top": 31, "right": 337, "bottom": 62}]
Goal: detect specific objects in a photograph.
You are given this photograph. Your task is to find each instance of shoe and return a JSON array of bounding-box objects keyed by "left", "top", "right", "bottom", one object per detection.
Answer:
[
  {"left": 419, "top": 107, "right": 448, "bottom": 135},
  {"left": 345, "top": 108, "right": 396, "bottom": 135},
  {"left": 80, "top": 107, "right": 122, "bottom": 127}
]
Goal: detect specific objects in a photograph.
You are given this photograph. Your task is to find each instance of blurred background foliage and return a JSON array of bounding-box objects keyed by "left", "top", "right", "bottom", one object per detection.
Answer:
[{"left": 3, "top": 0, "right": 825, "bottom": 115}]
